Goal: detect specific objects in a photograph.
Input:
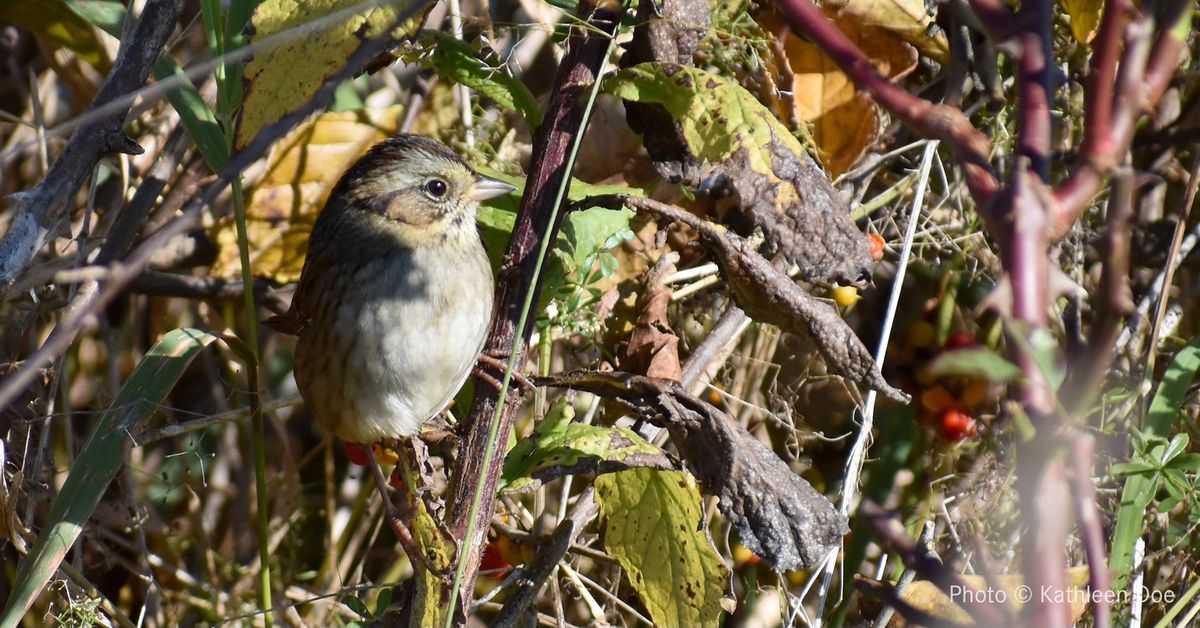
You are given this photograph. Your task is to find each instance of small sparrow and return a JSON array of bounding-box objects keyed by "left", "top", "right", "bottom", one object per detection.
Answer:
[{"left": 267, "top": 134, "right": 515, "bottom": 444}]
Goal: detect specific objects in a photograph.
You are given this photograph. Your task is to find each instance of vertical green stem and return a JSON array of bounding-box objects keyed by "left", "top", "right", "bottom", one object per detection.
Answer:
[
  {"left": 231, "top": 177, "right": 273, "bottom": 627},
  {"left": 203, "top": 0, "right": 271, "bottom": 621}
]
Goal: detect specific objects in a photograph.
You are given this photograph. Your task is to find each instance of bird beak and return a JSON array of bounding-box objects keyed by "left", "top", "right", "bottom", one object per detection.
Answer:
[{"left": 468, "top": 175, "right": 517, "bottom": 201}]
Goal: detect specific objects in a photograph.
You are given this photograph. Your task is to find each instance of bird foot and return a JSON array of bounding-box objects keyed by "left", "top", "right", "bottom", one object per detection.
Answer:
[{"left": 474, "top": 352, "right": 536, "bottom": 395}]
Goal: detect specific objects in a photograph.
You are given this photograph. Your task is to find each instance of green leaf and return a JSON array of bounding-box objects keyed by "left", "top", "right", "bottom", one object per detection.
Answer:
[
  {"left": 65, "top": 0, "right": 126, "bottom": 36},
  {"left": 416, "top": 30, "right": 542, "bottom": 128},
  {"left": 1161, "top": 434, "right": 1190, "bottom": 464},
  {"left": 1110, "top": 462, "right": 1157, "bottom": 477},
  {"left": 344, "top": 595, "right": 372, "bottom": 620},
  {"left": 1110, "top": 339, "right": 1200, "bottom": 583},
  {"left": 501, "top": 399, "right": 672, "bottom": 493},
  {"left": 475, "top": 167, "right": 639, "bottom": 297},
  {"left": 594, "top": 469, "right": 731, "bottom": 628},
  {"left": 1167, "top": 453, "right": 1200, "bottom": 472},
  {"left": 0, "top": 329, "right": 223, "bottom": 627},
  {"left": 154, "top": 59, "right": 230, "bottom": 171},
  {"left": 924, "top": 347, "right": 1023, "bottom": 383}
]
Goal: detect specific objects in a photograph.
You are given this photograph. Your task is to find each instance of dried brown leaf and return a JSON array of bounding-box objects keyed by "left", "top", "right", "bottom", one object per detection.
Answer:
[{"left": 540, "top": 370, "right": 849, "bottom": 570}]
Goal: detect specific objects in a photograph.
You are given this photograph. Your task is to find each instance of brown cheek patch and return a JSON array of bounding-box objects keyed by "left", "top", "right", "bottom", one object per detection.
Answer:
[{"left": 383, "top": 192, "right": 442, "bottom": 226}]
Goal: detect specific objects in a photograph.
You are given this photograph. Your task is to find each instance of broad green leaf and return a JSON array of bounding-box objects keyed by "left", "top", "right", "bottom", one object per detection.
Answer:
[
  {"left": 415, "top": 30, "right": 542, "bottom": 128},
  {"left": 606, "top": 63, "right": 787, "bottom": 178},
  {"left": 0, "top": 329, "right": 222, "bottom": 628},
  {"left": 595, "top": 469, "right": 731, "bottom": 628},
  {"left": 1061, "top": 0, "right": 1104, "bottom": 44},
  {"left": 1109, "top": 462, "right": 1156, "bottom": 477},
  {"left": 236, "top": 0, "right": 434, "bottom": 148},
  {"left": 924, "top": 347, "right": 1023, "bottom": 384},
  {"left": 602, "top": 62, "right": 875, "bottom": 283},
  {"left": 1, "top": 0, "right": 111, "bottom": 72},
  {"left": 475, "top": 167, "right": 638, "bottom": 295},
  {"left": 1111, "top": 339, "right": 1200, "bottom": 583},
  {"left": 1162, "top": 434, "right": 1190, "bottom": 464},
  {"left": 1168, "top": 453, "right": 1200, "bottom": 472},
  {"left": 501, "top": 399, "right": 672, "bottom": 492}
]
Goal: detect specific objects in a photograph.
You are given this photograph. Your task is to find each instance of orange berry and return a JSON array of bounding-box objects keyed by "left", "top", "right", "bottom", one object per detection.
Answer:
[
  {"left": 938, "top": 408, "right": 977, "bottom": 443},
  {"left": 920, "top": 386, "right": 955, "bottom": 412},
  {"left": 868, "top": 234, "right": 885, "bottom": 261}
]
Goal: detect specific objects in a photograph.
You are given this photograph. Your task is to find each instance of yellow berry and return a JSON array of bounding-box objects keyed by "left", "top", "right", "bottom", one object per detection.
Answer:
[
  {"left": 907, "top": 320, "right": 936, "bottom": 348},
  {"left": 371, "top": 443, "right": 400, "bottom": 465},
  {"left": 831, "top": 285, "right": 859, "bottom": 307}
]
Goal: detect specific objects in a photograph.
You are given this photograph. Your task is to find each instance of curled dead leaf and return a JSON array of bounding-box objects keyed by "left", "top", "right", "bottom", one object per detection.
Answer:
[
  {"left": 540, "top": 370, "right": 850, "bottom": 570},
  {"left": 622, "top": 253, "right": 683, "bottom": 381},
  {"left": 579, "top": 195, "right": 910, "bottom": 403}
]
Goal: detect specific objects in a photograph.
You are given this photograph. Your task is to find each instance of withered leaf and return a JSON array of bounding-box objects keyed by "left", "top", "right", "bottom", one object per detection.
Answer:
[
  {"left": 622, "top": 253, "right": 684, "bottom": 381},
  {"left": 540, "top": 370, "right": 850, "bottom": 570},
  {"left": 609, "top": 62, "right": 874, "bottom": 285},
  {"left": 582, "top": 195, "right": 909, "bottom": 403}
]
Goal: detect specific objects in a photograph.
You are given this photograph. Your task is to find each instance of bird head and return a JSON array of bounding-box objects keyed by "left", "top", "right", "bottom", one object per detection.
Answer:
[{"left": 329, "top": 134, "right": 515, "bottom": 244}]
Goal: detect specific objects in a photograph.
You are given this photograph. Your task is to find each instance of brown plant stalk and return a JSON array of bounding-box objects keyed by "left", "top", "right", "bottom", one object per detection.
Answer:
[{"left": 442, "top": 0, "right": 624, "bottom": 619}]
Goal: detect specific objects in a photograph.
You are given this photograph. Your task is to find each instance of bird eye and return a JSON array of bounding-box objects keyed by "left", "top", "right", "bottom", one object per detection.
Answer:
[{"left": 423, "top": 178, "right": 449, "bottom": 199}]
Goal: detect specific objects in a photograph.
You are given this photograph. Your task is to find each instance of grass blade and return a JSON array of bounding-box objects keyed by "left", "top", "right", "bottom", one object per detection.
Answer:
[{"left": 0, "top": 329, "right": 222, "bottom": 627}]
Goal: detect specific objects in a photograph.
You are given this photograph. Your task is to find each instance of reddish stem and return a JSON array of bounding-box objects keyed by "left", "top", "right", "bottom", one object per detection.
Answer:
[{"left": 771, "top": 0, "right": 999, "bottom": 207}]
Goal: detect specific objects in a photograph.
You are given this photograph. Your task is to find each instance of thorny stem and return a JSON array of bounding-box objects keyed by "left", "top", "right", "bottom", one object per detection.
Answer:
[{"left": 770, "top": 0, "right": 1192, "bottom": 625}]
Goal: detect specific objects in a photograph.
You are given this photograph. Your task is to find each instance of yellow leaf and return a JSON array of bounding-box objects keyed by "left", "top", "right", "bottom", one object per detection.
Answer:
[
  {"left": 826, "top": 0, "right": 949, "bottom": 62},
  {"left": 594, "top": 469, "right": 731, "bottom": 628},
  {"left": 765, "top": 9, "right": 917, "bottom": 176},
  {"left": 1061, "top": 0, "right": 1105, "bottom": 44},
  {"left": 211, "top": 106, "right": 403, "bottom": 283},
  {"left": 236, "top": 0, "right": 433, "bottom": 149}
]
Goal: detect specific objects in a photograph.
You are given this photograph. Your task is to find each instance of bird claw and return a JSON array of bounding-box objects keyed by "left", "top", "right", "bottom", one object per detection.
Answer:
[{"left": 475, "top": 352, "right": 536, "bottom": 395}]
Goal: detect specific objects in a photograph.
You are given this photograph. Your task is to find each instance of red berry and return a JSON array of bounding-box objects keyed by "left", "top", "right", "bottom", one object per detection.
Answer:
[
  {"left": 480, "top": 543, "right": 513, "bottom": 574},
  {"left": 343, "top": 442, "right": 369, "bottom": 466},
  {"left": 943, "top": 332, "right": 976, "bottom": 351},
  {"left": 388, "top": 466, "right": 406, "bottom": 491},
  {"left": 938, "top": 408, "right": 977, "bottom": 442}
]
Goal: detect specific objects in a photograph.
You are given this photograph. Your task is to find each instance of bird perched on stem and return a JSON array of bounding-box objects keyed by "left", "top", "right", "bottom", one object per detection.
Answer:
[{"left": 267, "top": 134, "right": 515, "bottom": 445}]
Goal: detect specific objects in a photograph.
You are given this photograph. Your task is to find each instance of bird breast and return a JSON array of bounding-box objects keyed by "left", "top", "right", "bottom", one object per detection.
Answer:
[{"left": 294, "top": 230, "right": 494, "bottom": 443}]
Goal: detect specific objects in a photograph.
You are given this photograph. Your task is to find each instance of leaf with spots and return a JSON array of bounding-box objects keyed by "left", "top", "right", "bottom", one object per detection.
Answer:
[
  {"left": 607, "top": 62, "right": 874, "bottom": 285},
  {"left": 501, "top": 398, "right": 674, "bottom": 493},
  {"left": 595, "top": 468, "right": 732, "bottom": 628},
  {"left": 236, "top": 0, "right": 434, "bottom": 149},
  {"left": 544, "top": 370, "right": 851, "bottom": 571}
]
